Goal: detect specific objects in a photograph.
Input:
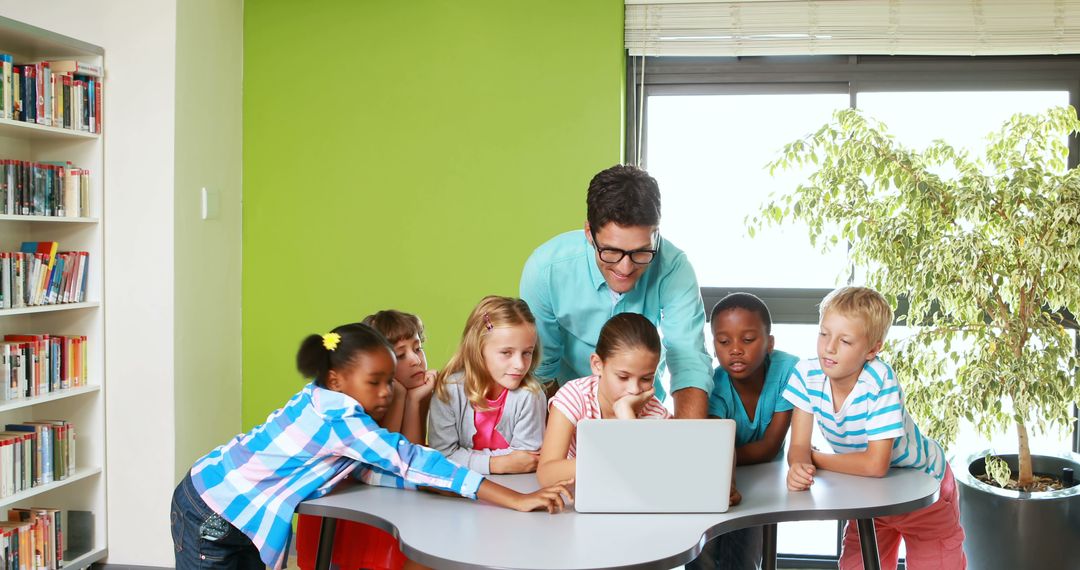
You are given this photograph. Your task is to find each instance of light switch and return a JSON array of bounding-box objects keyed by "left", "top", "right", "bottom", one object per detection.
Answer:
[{"left": 201, "top": 187, "right": 220, "bottom": 220}]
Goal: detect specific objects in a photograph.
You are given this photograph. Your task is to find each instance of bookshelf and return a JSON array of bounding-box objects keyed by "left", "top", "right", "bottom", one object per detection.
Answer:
[{"left": 0, "top": 15, "right": 106, "bottom": 570}]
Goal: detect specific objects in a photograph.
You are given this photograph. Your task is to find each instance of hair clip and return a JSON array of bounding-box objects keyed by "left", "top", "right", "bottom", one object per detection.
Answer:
[
  {"left": 482, "top": 313, "right": 494, "bottom": 332},
  {"left": 322, "top": 332, "right": 341, "bottom": 351}
]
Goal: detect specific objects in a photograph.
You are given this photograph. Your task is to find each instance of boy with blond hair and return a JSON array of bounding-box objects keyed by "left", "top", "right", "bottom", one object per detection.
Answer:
[{"left": 784, "top": 287, "right": 966, "bottom": 569}]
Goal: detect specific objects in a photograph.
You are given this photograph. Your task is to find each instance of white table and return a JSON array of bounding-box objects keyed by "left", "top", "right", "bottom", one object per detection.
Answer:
[{"left": 297, "top": 462, "right": 938, "bottom": 570}]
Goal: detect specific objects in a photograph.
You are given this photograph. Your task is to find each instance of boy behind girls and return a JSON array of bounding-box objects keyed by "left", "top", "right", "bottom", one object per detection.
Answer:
[{"left": 784, "top": 287, "right": 966, "bottom": 569}]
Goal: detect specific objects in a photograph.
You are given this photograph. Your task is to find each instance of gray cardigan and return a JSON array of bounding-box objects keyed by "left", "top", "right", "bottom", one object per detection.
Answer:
[{"left": 427, "top": 372, "right": 547, "bottom": 474}]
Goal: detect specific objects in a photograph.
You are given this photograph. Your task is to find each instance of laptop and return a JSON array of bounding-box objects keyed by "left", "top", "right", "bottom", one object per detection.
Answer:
[{"left": 574, "top": 418, "right": 736, "bottom": 513}]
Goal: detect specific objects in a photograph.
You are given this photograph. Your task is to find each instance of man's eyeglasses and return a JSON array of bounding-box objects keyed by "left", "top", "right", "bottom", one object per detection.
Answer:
[{"left": 591, "top": 231, "right": 658, "bottom": 265}]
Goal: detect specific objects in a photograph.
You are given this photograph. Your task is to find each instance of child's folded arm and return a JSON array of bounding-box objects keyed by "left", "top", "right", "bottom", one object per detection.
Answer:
[
  {"left": 811, "top": 438, "right": 894, "bottom": 478},
  {"left": 786, "top": 408, "right": 815, "bottom": 467},
  {"left": 736, "top": 409, "right": 793, "bottom": 465}
]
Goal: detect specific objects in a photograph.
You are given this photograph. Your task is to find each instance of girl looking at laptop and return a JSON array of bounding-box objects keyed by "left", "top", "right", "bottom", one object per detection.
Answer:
[
  {"left": 687, "top": 292, "right": 799, "bottom": 570},
  {"left": 537, "top": 312, "right": 671, "bottom": 487}
]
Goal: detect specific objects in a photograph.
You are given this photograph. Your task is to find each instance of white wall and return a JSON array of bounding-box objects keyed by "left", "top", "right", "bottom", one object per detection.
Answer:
[
  {"left": 0, "top": 1, "right": 242, "bottom": 566},
  {"left": 173, "top": 0, "right": 243, "bottom": 482}
]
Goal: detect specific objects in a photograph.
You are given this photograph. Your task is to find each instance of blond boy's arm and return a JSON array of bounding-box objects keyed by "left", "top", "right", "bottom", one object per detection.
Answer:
[
  {"left": 786, "top": 408, "right": 816, "bottom": 490},
  {"left": 812, "top": 439, "right": 894, "bottom": 478}
]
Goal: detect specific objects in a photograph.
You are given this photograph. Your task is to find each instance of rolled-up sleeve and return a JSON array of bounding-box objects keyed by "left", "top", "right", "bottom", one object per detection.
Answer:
[{"left": 656, "top": 252, "right": 713, "bottom": 395}]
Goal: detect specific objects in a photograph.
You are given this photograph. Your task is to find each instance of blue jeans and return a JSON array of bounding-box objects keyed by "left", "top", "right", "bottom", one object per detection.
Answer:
[
  {"left": 171, "top": 473, "right": 265, "bottom": 569},
  {"left": 686, "top": 526, "right": 764, "bottom": 570}
]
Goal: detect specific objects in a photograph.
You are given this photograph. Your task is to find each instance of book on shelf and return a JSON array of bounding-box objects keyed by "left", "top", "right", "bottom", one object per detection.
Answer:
[
  {"left": 44, "top": 60, "right": 100, "bottom": 78},
  {"left": 0, "top": 506, "right": 88, "bottom": 569},
  {"left": 0, "top": 247, "right": 88, "bottom": 309},
  {"left": 2, "top": 420, "right": 75, "bottom": 491},
  {"left": 0, "top": 53, "right": 102, "bottom": 134},
  {"left": 0, "top": 160, "right": 90, "bottom": 217},
  {"left": 0, "top": 335, "right": 88, "bottom": 401},
  {"left": 8, "top": 507, "right": 62, "bottom": 570}
]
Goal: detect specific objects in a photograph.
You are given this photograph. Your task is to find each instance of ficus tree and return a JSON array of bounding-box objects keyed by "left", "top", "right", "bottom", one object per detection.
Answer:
[{"left": 753, "top": 106, "right": 1080, "bottom": 489}]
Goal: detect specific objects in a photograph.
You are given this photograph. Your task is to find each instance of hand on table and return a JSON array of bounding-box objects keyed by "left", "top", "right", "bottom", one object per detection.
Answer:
[
  {"left": 729, "top": 483, "right": 742, "bottom": 506},
  {"left": 512, "top": 479, "right": 575, "bottom": 514},
  {"left": 787, "top": 462, "right": 816, "bottom": 491}
]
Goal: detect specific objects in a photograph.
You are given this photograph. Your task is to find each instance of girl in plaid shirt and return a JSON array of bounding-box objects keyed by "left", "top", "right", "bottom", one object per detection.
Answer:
[{"left": 171, "top": 322, "right": 572, "bottom": 570}]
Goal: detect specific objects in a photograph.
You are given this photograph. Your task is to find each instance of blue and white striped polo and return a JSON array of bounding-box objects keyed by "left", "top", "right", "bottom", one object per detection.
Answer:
[{"left": 783, "top": 357, "right": 946, "bottom": 481}]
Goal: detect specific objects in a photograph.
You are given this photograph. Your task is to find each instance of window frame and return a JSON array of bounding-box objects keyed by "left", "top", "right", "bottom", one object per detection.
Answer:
[{"left": 627, "top": 54, "right": 1080, "bottom": 566}]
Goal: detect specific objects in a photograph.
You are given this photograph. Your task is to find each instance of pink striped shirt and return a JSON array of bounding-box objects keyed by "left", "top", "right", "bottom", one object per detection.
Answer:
[{"left": 548, "top": 375, "right": 671, "bottom": 458}]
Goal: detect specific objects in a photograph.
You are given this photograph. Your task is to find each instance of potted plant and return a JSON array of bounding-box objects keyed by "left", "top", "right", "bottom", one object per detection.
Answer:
[{"left": 753, "top": 106, "right": 1080, "bottom": 569}]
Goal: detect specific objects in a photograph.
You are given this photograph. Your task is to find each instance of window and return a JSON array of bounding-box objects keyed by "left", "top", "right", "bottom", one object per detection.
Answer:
[{"left": 634, "top": 55, "right": 1080, "bottom": 566}]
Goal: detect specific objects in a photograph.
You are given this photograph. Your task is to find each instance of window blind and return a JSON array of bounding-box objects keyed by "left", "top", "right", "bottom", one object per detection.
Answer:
[{"left": 625, "top": 0, "right": 1080, "bottom": 57}]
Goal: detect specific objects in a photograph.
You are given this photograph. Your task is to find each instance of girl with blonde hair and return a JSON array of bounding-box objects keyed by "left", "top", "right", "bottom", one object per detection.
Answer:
[{"left": 428, "top": 295, "right": 547, "bottom": 474}]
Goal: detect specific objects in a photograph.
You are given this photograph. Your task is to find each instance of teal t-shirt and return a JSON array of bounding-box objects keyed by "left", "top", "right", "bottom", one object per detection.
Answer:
[{"left": 708, "top": 350, "right": 799, "bottom": 460}]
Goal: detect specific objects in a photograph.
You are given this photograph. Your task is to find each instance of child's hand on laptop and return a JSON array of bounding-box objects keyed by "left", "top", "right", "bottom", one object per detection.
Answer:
[
  {"left": 787, "top": 462, "right": 816, "bottom": 491},
  {"left": 613, "top": 388, "right": 656, "bottom": 419}
]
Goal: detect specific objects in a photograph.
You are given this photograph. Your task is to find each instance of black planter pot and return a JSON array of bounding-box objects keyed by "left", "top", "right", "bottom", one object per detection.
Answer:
[{"left": 956, "top": 450, "right": 1080, "bottom": 570}]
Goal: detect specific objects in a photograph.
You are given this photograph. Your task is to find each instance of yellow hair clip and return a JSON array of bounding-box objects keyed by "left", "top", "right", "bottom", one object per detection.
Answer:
[{"left": 322, "top": 332, "right": 341, "bottom": 351}]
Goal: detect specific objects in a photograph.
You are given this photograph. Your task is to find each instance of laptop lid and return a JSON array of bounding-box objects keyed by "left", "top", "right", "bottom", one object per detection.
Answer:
[{"left": 574, "top": 418, "right": 736, "bottom": 513}]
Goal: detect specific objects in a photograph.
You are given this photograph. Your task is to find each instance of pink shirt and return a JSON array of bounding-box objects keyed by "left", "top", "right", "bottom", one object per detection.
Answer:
[
  {"left": 548, "top": 375, "right": 671, "bottom": 458},
  {"left": 472, "top": 387, "right": 511, "bottom": 450}
]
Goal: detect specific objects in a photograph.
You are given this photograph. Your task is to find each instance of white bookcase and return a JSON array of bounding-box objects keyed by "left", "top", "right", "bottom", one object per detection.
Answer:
[{"left": 0, "top": 16, "right": 106, "bottom": 569}]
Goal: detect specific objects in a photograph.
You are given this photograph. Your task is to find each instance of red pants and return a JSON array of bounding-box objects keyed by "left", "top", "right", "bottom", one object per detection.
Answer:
[
  {"left": 840, "top": 464, "right": 967, "bottom": 570},
  {"left": 295, "top": 514, "right": 405, "bottom": 570}
]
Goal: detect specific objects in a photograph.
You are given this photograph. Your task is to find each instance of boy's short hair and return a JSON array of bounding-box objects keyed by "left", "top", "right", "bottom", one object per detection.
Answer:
[
  {"left": 710, "top": 292, "right": 773, "bottom": 334},
  {"left": 361, "top": 310, "right": 425, "bottom": 344},
  {"left": 819, "top": 287, "right": 894, "bottom": 345}
]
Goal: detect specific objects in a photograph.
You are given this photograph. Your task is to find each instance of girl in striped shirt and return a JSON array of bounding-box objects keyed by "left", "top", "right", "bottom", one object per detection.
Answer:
[
  {"left": 171, "top": 322, "right": 573, "bottom": 570},
  {"left": 537, "top": 312, "right": 670, "bottom": 487}
]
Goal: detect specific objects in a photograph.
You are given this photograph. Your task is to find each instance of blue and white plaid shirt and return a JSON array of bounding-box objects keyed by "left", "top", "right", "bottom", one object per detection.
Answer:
[{"left": 189, "top": 382, "right": 484, "bottom": 569}]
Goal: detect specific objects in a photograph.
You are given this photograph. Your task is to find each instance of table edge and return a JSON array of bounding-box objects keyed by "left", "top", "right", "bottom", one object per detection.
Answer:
[{"left": 296, "top": 486, "right": 940, "bottom": 570}]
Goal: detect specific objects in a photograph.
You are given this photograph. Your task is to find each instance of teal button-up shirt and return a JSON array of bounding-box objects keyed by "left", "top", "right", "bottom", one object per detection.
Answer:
[{"left": 519, "top": 230, "right": 713, "bottom": 401}]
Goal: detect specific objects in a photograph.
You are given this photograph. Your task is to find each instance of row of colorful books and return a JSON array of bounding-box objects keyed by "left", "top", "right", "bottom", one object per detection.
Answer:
[
  {"left": 0, "top": 161, "right": 90, "bottom": 218},
  {"left": 1, "top": 335, "right": 88, "bottom": 402},
  {"left": 0, "top": 243, "right": 89, "bottom": 309},
  {"left": 0, "top": 508, "right": 68, "bottom": 570},
  {"left": 0, "top": 57, "right": 101, "bottom": 134},
  {"left": 0, "top": 420, "right": 74, "bottom": 499}
]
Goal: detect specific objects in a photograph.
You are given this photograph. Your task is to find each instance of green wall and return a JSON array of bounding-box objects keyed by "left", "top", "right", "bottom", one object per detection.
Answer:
[{"left": 242, "top": 0, "right": 625, "bottom": 426}]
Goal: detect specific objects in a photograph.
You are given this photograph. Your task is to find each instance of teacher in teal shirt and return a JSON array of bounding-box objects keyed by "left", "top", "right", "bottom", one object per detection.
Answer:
[{"left": 519, "top": 164, "right": 714, "bottom": 418}]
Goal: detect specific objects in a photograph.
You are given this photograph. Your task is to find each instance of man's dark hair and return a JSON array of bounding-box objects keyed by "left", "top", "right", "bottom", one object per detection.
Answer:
[
  {"left": 710, "top": 292, "right": 773, "bottom": 334},
  {"left": 586, "top": 164, "right": 661, "bottom": 230}
]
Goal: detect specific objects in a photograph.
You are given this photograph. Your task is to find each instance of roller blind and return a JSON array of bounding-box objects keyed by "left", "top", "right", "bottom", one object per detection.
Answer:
[{"left": 625, "top": 0, "right": 1080, "bottom": 57}]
